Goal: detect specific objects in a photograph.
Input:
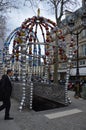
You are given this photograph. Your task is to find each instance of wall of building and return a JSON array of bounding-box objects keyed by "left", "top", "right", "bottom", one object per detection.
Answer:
[{"left": 58, "top": 5, "right": 86, "bottom": 81}]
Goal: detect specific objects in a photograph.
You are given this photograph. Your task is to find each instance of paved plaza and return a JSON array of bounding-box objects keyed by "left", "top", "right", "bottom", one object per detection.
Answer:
[{"left": 0, "top": 90, "right": 86, "bottom": 130}]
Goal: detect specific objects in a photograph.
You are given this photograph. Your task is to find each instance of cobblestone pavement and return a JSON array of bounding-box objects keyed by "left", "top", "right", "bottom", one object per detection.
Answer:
[{"left": 0, "top": 91, "right": 86, "bottom": 130}]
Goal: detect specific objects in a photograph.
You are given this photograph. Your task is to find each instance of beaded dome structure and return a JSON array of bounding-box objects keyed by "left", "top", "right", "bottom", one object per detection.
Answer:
[{"left": 2, "top": 9, "right": 77, "bottom": 110}]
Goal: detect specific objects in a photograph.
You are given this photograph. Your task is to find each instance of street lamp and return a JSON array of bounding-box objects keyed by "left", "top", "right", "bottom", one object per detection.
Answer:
[
  {"left": 72, "top": 29, "right": 84, "bottom": 80},
  {"left": 67, "top": 6, "right": 86, "bottom": 82}
]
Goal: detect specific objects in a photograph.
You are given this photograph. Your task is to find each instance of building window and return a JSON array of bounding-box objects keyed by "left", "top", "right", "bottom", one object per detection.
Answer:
[
  {"left": 81, "top": 30, "right": 86, "bottom": 38},
  {"left": 79, "top": 60, "right": 85, "bottom": 66},
  {"left": 81, "top": 44, "right": 86, "bottom": 56},
  {"left": 61, "top": 63, "right": 67, "bottom": 68},
  {"left": 80, "top": 61, "right": 82, "bottom": 65},
  {"left": 73, "top": 61, "right": 76, "bottom": 67}
]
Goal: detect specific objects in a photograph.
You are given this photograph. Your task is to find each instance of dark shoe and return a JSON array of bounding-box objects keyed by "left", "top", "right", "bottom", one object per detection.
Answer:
[{"left": 4, "top": 117, "right": 14, "bottom": 120}]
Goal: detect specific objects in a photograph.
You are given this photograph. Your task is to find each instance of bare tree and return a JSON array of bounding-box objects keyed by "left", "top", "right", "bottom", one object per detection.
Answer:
[
  {"left": 0, "top": 0, "right": 19, "bottom": 12},
  {"left": 0, "top": 15, "right": 6, "bottom": 49},
  {"left": 0, "top": 0, "right": 20, "bottom": 49},
  {"left": 24, "top": 0, "right": 80, "bottom": 24}
]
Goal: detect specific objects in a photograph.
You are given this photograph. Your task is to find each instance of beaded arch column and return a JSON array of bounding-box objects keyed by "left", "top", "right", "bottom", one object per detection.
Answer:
[
  {"left": 19, "top": 36, "right": 27, "bottom": 111},
  {"left": 4, "top": 43, "right": 11, "bottom": 70},
  {"left": 29, "top": 63, "right": 33, "bottom": 110},
  {"left": 65, "top": 36, "right": 75, "bottom": 105},
  {"left": 0, "top": 50, "right": 3, "bottom": 77},
  {"left": 28, "top": 44, "right": 34, "bottom": 110}
]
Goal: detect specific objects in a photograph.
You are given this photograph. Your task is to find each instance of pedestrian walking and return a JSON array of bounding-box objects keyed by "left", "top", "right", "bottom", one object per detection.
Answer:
[
  {"left": 0, "top": 69, "right": 14, "bottom": 120},
  {"left": 74, "top": 80, "right": 82, "bottom": 98}
]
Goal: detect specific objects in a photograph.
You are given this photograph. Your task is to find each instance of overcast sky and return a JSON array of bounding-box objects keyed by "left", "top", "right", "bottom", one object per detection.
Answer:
[{"left": 6, "top": 0, "right": 82, "bottom": 35}]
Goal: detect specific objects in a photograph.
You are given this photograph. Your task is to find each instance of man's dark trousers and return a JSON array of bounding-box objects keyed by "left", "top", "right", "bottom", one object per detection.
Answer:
[{"left": 0, "top": 98, "right": 11, "bottom": 118}]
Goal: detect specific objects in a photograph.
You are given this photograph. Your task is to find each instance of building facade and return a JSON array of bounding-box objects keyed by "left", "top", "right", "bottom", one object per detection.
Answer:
[{"left": 58, "top": 2, "right": 86, "bottom": 82}]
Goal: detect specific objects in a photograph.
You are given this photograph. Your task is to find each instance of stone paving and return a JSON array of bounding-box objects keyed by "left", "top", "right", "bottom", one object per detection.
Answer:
[{"left": 0, "top": 90, "right": 86, "bottom": 130}]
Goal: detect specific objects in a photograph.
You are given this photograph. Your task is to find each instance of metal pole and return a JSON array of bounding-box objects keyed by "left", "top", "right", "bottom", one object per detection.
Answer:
[
  {"left": 76, "top": 32, "right": 79, "bottom": 80},
  {"left": 74, "top": 28, "right": 84, "bottom": 81}
]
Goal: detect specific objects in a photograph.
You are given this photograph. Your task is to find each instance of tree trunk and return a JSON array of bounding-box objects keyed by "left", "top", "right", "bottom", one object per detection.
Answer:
[{"left": 53, "top": 38, "right": 58, "bottom": 84}]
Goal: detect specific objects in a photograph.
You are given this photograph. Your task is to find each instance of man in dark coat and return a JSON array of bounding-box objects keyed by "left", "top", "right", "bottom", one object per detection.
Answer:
[{"left": 0, "top": 69, "right": 14, "bottom": 120}]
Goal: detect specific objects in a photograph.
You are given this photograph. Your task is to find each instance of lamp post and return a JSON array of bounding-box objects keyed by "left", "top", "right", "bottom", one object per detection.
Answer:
[
  {"left": 72, "top": 30, "right": 83, "bottom": 81},
  {"left": 76, "top": 31, "right": 80, "bottom": 80}
]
